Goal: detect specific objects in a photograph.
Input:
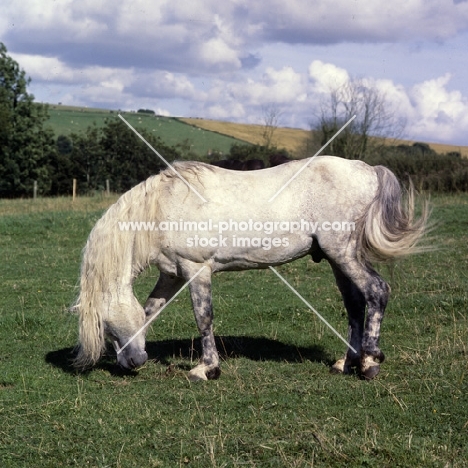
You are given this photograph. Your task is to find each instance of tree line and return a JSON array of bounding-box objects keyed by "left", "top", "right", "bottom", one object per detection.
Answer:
[{"left": 51, "top": 122, "right": 180, "bottom": 195}]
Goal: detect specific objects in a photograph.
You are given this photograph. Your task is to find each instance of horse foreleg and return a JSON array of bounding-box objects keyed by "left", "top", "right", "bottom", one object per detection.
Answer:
[
  {"left": 144, "top": 272, "right": 185, "bottom": 320},
  {"left": 330, "top": 264, "right": 365, "bottom": 375},
  {"left": 186, "top": 266, "right": 221, "bottom": 382}
]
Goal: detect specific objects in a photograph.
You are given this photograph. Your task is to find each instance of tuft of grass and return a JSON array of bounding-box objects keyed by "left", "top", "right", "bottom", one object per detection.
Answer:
[{"left": 0, "top": 194, "right": 467, "bottom": 467}]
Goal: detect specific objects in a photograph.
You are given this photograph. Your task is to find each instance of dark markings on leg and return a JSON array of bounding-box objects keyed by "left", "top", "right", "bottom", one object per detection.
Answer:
[
  {"left": 330, "top": 263, "right": 365, "bottom": 372},
  {"left": 188, "top": 272, "right": 220, "bottom": 379},
  {"left": 144, "top": 273, "right": 185, "bottom": 317},
  {"left": 330, "top": 258, "right": 390, "bottom": 380},
  {"left": 361, "top": 273, "right": 389, "bottom": 361}
]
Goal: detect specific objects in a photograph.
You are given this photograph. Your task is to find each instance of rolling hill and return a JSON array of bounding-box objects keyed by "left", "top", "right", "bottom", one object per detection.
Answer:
[
  {"left": 46, "top": 105, "right": 248, "bottom": 157},
  {"left": 45, "top": 105, "right": 468, "bottom": 158}
]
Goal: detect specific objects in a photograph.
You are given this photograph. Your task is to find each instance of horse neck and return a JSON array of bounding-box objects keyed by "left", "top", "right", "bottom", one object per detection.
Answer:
[{"left": 82, "top": 177, "right": 161, "bottom": 298}]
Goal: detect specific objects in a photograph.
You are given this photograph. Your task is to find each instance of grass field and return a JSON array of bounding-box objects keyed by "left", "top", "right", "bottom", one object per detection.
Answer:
[
  {"left": 0, "top": 193, "right": 467, "bottom": 467},
  {"left": 46, "top": 106, "right": 247, "bottom": 157}
]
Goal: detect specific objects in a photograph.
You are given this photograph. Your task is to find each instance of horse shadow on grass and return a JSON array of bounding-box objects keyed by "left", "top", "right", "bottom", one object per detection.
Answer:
[{"left": 45, "top": 335, "right": 333, "bottom": 377}]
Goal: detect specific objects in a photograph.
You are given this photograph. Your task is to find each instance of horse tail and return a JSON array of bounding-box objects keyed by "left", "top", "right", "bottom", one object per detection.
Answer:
[{"left": 356, "top": 165, "right": 430, "bottom": 264}]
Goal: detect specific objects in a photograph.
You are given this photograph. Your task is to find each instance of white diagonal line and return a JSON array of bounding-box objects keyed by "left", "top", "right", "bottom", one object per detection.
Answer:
[
  {"left": 118, "top": 114, "right": 207, "bottom": 203},
  {"left": 268, "top": 115, "right": 356, "bottom": 203},
  {"left": 117, "top": 266, "right": 207, "bottom": 355},
  {"left": 268, "top": 266, "right": 357, "bottom": 354}
]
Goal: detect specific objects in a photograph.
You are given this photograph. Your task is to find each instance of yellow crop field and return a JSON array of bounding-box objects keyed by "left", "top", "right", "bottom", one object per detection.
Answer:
[
  {"left": 181, "top": 118, "right": 468, "bottom": 158},
  {"left": 180, "top": 118, "right": 311, "bottom": 156}
]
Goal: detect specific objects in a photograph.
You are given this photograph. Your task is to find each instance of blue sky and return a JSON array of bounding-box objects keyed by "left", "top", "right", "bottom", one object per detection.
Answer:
[{"left": 2, "top": 0, "right": 468, "bottom": 145}]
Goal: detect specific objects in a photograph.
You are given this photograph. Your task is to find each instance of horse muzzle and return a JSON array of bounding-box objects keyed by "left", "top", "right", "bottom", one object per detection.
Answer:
[{"left": 114, "top": 340, "right": 148, "bottom": 369}]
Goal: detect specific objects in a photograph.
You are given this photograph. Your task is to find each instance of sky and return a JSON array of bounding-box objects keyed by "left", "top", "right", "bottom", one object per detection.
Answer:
[{"left": 2, "top": 0, "right": 468, "bottom": 145}]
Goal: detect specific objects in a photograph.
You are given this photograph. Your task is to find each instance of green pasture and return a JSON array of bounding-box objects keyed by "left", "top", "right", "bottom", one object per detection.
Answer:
[
  {"left": 46, "top": 106, "right": 247, "bottom": 157},
  {"left": 0, "top": 194, "right": 467, "bottom": 467}
]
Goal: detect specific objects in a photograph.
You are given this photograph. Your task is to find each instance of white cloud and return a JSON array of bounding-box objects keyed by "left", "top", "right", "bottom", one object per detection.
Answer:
[
  {"left": 10, "top": 53, "right": 132, "bottom": 86},
  {"left": 206, "top": 101, "right": 246, "bottom": 120},
  {"left": 129, "top": 71, "right": 202, "bottom": 100},
  {"left": 10, "top": 53, "right": 76, "bottom": 82},
  {"left": 198, "top": 38, "right": 242, "bottom": 70},
  {"left": 202, "top": 66, "right": 306, "bottom": 113},
  {"left": 308, "top": 60, "right": 350, "bottom": 93},
  {"left": 409, "top": 74, "right": 468, "bottom": 142},
  {"left": 262, "top": 67, "right": 306, "bottom": 102},
  {"left": 373, "top": 79, "right": 414, "bottom": 116}
]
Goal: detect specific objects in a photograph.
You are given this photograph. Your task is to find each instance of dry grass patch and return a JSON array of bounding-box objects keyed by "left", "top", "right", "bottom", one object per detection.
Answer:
[
  {"left": 181, "top": 118, "right": 468, "bottom": 159},
  {"left": 180, "top": 118, "right": 311, "bottom": 156},
  {"left": 0, "top": 195, "right": 119, "bottom": 216}
]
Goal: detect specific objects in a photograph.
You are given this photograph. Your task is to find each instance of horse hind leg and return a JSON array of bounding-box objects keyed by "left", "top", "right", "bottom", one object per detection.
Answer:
[
  {"left": 360, "top": 271, "right": 389, "bottom": 380},
  {"left": 332, "top": 260, "right": 390, "bottom": 380},
  {"left": 330, "top": 264, "right": 365, "bottom": 375}
]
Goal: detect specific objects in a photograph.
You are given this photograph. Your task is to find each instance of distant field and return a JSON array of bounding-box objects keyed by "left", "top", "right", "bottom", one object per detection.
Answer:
[
  {"left": 45, "top": 105, "right": 468, "bottom": 158},
  {"left": 181, "top": 117, "right": 468, "bottom": 158},
  {"left": 181, "top": 118, "right": 311, "bottom": 156},
  {"left": 46, "top": 106, "right": 248, "bottom": 157}
]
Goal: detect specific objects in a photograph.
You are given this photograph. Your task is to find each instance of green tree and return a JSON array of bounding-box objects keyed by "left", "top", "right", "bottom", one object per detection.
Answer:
[
  {"left": 227, "top": 143, "right": 290, "bottom": 165},
  {"left": 0, "top": 42, "right": 56, "bottom": 197},
  {"left": 99, "top": 120, "right": 176, "bottom": 192},
  {"left": 68, "top": 125, "right": 104, "bottom": 193},
  {"left": 61, "top": 119, "right": 179, "bottom": 195}
]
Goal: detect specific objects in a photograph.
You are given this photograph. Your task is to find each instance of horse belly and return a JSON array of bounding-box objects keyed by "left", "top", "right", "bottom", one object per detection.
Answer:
[{"left": 162, "top": 232, "right": 313, "bottom": 273}]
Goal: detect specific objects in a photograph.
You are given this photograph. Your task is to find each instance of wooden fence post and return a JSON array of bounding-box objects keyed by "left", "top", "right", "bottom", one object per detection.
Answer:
[
  {"left": 73, "top": 179, "right": 77, "bottom": 202},
  {"left": 33, "top": 180, "right": 37, "bottom": 200}
]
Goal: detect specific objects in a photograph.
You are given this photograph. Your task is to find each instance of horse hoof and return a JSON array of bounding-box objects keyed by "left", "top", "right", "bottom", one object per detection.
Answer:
[
  {"left": 330, "top": 359, "right": 346, "bottom": 374},
  {"left": 206, "top": 367, "right": 221, "bottom": 380},
  {"left": 188, "top": 365, "right": 221, "bottom": 381},
  {"left": 188, "top": 367, "right": 208, "bottom": 382},
  {"left": 361, "top": 355, "right": 381, "bottom": 380},
  {"left": 376, "top": 350, "right": 385, "bottom": 364},
  {"left": 362, "top": 364, "right": 381, "bottom": 380},
  {"left": 331, "top": 357, "right": 361, "bottom": 375}
]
